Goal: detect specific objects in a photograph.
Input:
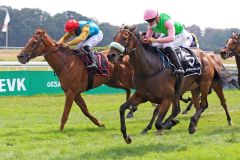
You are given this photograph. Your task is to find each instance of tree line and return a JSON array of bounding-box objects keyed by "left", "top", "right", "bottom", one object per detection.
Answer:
[{"left": 0, "top": 6, "right": 239, "bottom": 52}]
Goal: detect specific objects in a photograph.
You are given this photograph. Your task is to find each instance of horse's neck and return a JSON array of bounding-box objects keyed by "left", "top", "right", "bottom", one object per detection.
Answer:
[
  {"left": 130, "top": 46, "right": 163, "bottom": 77},
  {"left": 44, "top": 50, "right": 67, "bottom": 74}
]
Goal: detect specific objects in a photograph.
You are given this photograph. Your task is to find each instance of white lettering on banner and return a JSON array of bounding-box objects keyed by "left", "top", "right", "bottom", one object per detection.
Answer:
[
  {"left": 17, "top": 78, "right": 26, "bottom": 91},
  {"left": 0, "top": 79, "right": 6, "bottom": 92},
  {"left": 0, "top": 78, "right": 26, "bottom": 92},
  {"left": 47, "top": 81, "right": 61, "bottom": 88},
  {"left": 7, "top": 79, "right": 16, "bottom": 91}
]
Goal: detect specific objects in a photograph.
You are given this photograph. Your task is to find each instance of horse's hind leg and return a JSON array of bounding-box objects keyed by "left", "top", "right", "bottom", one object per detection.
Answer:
[
  {"left": 212, "top": 83, "right": 232, "bottom": 126},
  {"left": 141, "top": 107, "right": 160, "bottom": 135},
  {"left": 189, "top": 82, "right": 210, "bottom": 134},
  {"left": 182, "top": 99, "right": 194, "bottom": 114},
  {"left": 74, "top": 94, "right": 104, "bottom": 127},
  {"left": 60, "top": 90, "right": 75, "bottom": 131}
]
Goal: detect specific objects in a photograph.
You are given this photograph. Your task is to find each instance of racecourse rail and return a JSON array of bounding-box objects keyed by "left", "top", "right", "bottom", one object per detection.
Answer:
[
  {"left": 0, "top": 61, "right": 238, "bottom": 96},
  {"left": 0, "top": 61, "right": 237, "bottom": 71}
]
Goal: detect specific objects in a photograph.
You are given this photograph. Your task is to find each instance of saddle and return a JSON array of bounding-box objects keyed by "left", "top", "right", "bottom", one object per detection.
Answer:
[
  {"left": 149, "top": 46, "right": 201, "bottom": 77},
  {"left": 72, "top": 49, "right": 109, "bottom": 90}
]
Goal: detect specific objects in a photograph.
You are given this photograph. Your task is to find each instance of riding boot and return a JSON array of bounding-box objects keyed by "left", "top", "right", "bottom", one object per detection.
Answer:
[
  {"left": 83, "top": 45, "right": 98, "bottom": 69},
  {"left": 164, "top": 47, "right": 185, "bottom": 76},
  {"left": 165, "top": 47, "right": 185, "bottom": 96}
]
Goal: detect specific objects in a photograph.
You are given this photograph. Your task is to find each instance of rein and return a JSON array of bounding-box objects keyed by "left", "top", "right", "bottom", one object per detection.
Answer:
[
  {"left": 119, "top": 28, "right": 165, "bottom": 79},
  {"left": 33, "top": 34, "right": 64, "bottom": 76}
]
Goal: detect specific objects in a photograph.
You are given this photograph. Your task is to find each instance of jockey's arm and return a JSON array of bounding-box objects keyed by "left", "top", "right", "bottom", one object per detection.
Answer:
[
  {"left": 145, "top": 26, "right": 154, "bottom": 39},
  {"left": 155, "top": 20, "right": 175, "bottom": 43},
  {"left": 58, "top": 33, "right": 72, "bottom": 44},
  {"left": 67, "top": 25, "right": 90, "bottom": 46}
]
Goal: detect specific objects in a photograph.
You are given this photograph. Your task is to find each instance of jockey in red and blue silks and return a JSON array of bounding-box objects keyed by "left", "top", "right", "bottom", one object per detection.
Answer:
[{"left": 58, "top": 19, "right": 103, "bottom": 69}]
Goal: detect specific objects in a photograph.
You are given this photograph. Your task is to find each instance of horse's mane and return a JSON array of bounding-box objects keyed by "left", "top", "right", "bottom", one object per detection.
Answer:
[
  {"left": 34, "top": 28, "right": 77, "bottom": 56},
  {"left": 131, "top": 29, "right": 161, "bottom": 54},
  {"left": 59, "top": 46, "right": 77, "bottom": 55}
]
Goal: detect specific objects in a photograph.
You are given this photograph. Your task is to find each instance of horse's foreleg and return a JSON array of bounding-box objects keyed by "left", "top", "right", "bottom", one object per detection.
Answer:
[
  {"left": 60, "top": 90, "right": 75, "bottom": 131},
  {"left": 154, "top": 98, "right": 172, "bottom": 134},
  {"left": 74, "top": 94, "right": 104, "bottom": 127},
  {"left": 120, "top": 93, "right": 144, "bottom": 144},
  {"left": 212, "top": 83, "right": 232, "bottom": 126},
  {"left": 162, "top": 99, "right": 181, "bottom": 130}
]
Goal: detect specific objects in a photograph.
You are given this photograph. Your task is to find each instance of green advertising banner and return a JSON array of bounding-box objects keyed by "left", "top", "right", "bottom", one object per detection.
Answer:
[{"left": 0, "top": 71, "right": 127, "bottom": 96}]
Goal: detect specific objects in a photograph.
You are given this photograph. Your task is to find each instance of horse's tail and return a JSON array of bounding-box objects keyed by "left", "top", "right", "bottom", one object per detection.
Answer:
[
  {"left": 208, "top": 53, "right": 240, "bottom": 89},
  {"left": 212, "top": 64, "right": 240, "bottom": 90}
]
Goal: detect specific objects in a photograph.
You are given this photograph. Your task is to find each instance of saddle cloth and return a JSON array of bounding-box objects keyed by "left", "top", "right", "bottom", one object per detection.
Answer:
[
  {"left": 73, "top": 49, "right": 109, "bottom": 76},
  {"left": 154, "top": 47, "right": 201, "bottom": 77},
  {"left": 176, "top": 47, "right": 201, "bottom": 77}
]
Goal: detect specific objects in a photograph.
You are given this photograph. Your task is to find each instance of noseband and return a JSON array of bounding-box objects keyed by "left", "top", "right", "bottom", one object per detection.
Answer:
[
  {"left": 29, "top": 34, "right": 59, "bottom": 58},
  {"left": 119, "top": 29, "right": 138, "bottom": 55},
  {"left": 226, "top": 36, "right": 240, "bottom": 56}
]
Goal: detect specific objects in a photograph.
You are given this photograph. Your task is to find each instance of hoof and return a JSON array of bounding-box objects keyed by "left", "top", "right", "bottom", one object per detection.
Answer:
[
  {"left": 141, "top": 129, "right": 148, "bottom": 135},
  {"left": 162, "top": 124, "right": 172, "bottom": 130},
  {"left": 228, "top": 121, "right": 233, "bottom": 126},
  {"left": 124, "top": 135, "right": 132, "bottom": 144},
  {"left": 152, "top": 103, "right": 158, "bottom": 107},
  {"left": 156, "top": 129, "right": 164, "bottom": 135},
  {"left": 188, "top": 122, "right": 196, "bottom": 134},
  {"left": 182, "top": 110, "right": 188, "bottom": 114},
  {"left": 60, "top": 127, "right": 64, "bottom": 132},
  {"left": 99, "top": 123, "right": 105, "bottom": 128},
  {"left": 126, "top": 112, "right": 134, "bottom": 118}
]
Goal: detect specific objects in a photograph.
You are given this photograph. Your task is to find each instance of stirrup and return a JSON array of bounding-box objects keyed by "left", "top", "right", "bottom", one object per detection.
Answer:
[
  {"left": 173, "top": 68, "right": 185, "bottom": 76},
  {"left": 87, "top": 63, "right": 98, "bottom": 69}
]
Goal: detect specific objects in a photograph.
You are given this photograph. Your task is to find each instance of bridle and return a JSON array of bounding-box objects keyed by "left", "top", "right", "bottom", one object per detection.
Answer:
[
  {"left": 116, "top": 28, "right": 165, "bottom": 79},
  {"left": 117, "top": 29, "right": 138, "bottom": 55},
  {"left": 29, "top": 34, "right": 59, "bottom": 59},
  {"left": 225, "top": 35, "right": 240, "bottom": 56}
]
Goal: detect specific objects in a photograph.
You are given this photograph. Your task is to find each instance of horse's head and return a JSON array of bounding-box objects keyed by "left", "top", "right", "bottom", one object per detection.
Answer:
[
  {"left": 220, "top": 32, "right": 240, "bottom": 60},
  {"left": 17, "top": 28, "right": 56, "bottom": 64},
  {"left": 107, "top": 25, "right": 138, "bottom": 63}
]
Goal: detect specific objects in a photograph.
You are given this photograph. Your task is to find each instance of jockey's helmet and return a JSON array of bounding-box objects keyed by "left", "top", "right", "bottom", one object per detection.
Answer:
[
  {"left": 64, "top": 19, "right": 79, "bottom": 32},
  {"left": 144, "top": 9, "right": 158, "bottom": 21}
]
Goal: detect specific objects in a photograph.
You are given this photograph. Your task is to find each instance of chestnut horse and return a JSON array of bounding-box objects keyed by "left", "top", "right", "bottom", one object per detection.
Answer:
[
  {"left": 17, "top": 28, "right": 135, "bottom": 131},
  {"left": 220, "top": 32, "right": 240, "bottom": 86},
  {"left": 108, "top": 25, "right": 227, "bottom": 144}
]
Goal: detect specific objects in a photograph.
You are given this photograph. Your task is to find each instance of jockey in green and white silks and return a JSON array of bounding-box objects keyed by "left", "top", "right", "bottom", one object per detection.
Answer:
[
  {"left": 145, "top": 13, "right": 193, "bottom": 50},
  {"left": 143, "top": 9, "right": 196, "bottom": 96},
  {"left": 143, "top": 9, "right": 193, "bottom": 76}
]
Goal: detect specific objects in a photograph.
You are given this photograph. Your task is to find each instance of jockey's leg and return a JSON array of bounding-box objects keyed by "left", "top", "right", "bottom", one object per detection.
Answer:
[
  {"left": 164, "top": 47, "right": 184, "bottom": 75},
  {"left": 83, "top": 45, "right": 98, "bottom": 69},
  {"left": 164, "top": 47, "right": 184, "bottom": 96}
]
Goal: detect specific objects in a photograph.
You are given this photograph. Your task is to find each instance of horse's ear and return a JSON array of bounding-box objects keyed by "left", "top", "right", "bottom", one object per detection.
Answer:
[
  {"left": 232, "top": 32, "right": 236, "bottom": 37},
  {"left": 120, "top": 24, "right": 125, "bottom": 29},
  {"left": 129, "top": 25, "right": 136, "bottom": 32},
  {"left": 42, "top": 29, "right": 47, "bottom": 35}
]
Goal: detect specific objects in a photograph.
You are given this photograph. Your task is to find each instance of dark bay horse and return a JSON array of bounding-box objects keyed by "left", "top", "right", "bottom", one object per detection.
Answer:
[
  {"left": 220, "top": 32, "right": 240, "bottom": 86},
  {"left": 16, "top": 28, "right": 134, "bottom": 131},
  {"left": 109, "top": 40, "right": 233, "bottom": 135},
  {"left": 108, "top": 25, "right": 225, "bottom": 144}
]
